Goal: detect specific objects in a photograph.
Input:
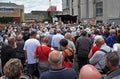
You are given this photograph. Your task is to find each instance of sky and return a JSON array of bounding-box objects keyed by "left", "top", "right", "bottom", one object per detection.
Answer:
[{"left": 0, "top": 0, "right": 62, "bottom": 13}]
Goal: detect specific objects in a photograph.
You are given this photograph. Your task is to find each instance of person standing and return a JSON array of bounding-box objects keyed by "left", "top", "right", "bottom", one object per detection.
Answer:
[
  {"left": 47, "top": 29, "right": 54, "bottom": 47},
  {"left": 1, "top": 36, "right": 17, "bottom": 70},
  {"left": 16, "top": 34, "right": 25, "bottom": 66},
  {"left": 40, "top": 50, "right": 77, "bottom": 79},
  {"left": 23, "top": 31, "right": 40, "bottom": 77},
  {"left": 113, "top": 34, "right": 120, "bottom": 65},
  {"left": 75, "top": 30, "right": 92, "bottom": 69},
  {"left": 35, "top": 36, "right": 51, "bottom": 77},
  {"left": 51, "top": 29, "right": 64, "bottom": 50},
  {"left": 59, "top": 39, "right": 74, "bottom": 68},
  {"left": 89, "top": 35, "right": 111, "bottom": 74},
  {"left": 64, "top": 32, "right": 76, "bottom": 53},
  {"left": 105, "top": 52, "right": 120, "bottom": 79}
]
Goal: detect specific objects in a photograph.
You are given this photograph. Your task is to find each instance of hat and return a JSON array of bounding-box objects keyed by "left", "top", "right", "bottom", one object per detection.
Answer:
[{"left": 94, "top": 35, "right": 104, "bottom": 43}]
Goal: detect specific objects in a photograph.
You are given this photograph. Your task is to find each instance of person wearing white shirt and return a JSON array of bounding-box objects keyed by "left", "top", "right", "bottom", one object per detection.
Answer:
[{"left": 23, "top": 31, "right": 40, "bottom": 77}]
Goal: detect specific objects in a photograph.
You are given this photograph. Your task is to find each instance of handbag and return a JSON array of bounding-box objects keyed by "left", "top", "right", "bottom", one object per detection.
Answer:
[
  {"left": 62, "top": 50, "right": 72, "bottom": 68},
  {"left": 63, "top": 60, "right": 72, "bottom": 68},
  {"left": 98, "top": 49, "right": 110, "bottom": 74}
]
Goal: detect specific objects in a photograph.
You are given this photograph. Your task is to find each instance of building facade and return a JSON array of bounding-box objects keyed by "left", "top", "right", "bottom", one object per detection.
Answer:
[
  {"left": 24, "top": 11, "right": 62, "bottom": 22},
  {"left": 62, "top": 0, "right": 71, "bottom": 15},
  {"left": 0, "top": 2, "right": 24, "bottom": 23},
  {"left": 62, "top": 0, "right": 120, "bottom": 24}
]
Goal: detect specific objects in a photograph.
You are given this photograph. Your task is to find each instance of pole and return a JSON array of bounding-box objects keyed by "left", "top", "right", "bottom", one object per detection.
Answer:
[{"left": 49, "top": 0, "right": 51, "bottom": 7}]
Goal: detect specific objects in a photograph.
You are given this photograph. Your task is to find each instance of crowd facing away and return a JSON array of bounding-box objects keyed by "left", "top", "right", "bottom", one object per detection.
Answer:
[{"left": 0, "top": 22, "right": 120, "bottom": 79}]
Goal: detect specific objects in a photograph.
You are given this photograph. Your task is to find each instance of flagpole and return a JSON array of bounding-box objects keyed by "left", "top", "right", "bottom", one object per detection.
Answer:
[{"left": 49, "top": 0, "right": 51, "bottom": 7}]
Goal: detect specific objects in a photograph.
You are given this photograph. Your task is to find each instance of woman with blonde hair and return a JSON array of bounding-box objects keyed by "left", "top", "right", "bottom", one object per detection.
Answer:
[{"left": 0, "top": 58, "right": 23, "bottom": 79}]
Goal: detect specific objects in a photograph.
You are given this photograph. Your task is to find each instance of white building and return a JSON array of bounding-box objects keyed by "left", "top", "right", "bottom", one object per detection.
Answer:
[{"left": 62, "top": 0, "right": 120, "bottom": 24}]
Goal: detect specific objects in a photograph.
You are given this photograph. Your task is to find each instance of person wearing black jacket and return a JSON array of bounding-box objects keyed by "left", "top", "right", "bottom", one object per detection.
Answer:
[
  {"left": 1, "top": 36, "right": 17, "bottom": 71},
  {"left": 75, "top": 30, "right": 92, "bottom": 69}
]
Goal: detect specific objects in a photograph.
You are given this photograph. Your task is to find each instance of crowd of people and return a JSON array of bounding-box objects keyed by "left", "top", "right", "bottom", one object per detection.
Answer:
[{"left": 0, "top": 22, "right": 120, "bottom": 79}]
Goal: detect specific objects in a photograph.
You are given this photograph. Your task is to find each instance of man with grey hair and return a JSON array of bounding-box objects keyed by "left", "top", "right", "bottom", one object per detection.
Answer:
[
  {"left": 40, "top": 50, "right": 77, "bottom": 79},
  {"left": 48, "top": 50, "right": 63, "bottom": 66},
  {"left": 89, "top": 35, "right": 111, "bottom": 74}
]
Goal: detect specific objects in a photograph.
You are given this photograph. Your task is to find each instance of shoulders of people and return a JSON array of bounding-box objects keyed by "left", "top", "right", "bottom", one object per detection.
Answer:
[
  {"left": 41, "top": 68, "right": 77, "bottom": 78},
  {"left": 68, "top": 40, "right": 74, "bottom": 45},
  {"left": 92, "top": 45, "right": 99, "bottom": 49},
  {"left": 94, "top": 47, "right": 111, "bottom": 55},
  {"left": 93, "top": 50, "right": 105, "bottom": 56},
  {"left": 91, "top": 46, "right": 99, "bottom": 52},
  {"left": 1, "top": 45, "right": 10, "bottom": 49},
  {"left": 47, "top": 34, "right": 54, "bottom": 38},
  {"left": 16, "top": 41, "right": 24, "bottom": 44},
  {"left": 52, "top": 35, "right": 64, "bottom": 38},
  {"left": 25, "top": 39, "right": 40, "bottom": 44},
  {"left": 54, "top": 33, "right": 64, "bottom": 36},
  {"left": 77, "top": 36, "right": 91, "bottom": 40},
  {"left": 113, "top": 43, "right": 120, "bottom": 47},
  {"left": 64, "top": 47, "right": 74, "bottom": 52},
  {"left": 101, "top": 44, "right": 111, "bottom": 50},
  {"left": 1, "top": 45, "right": 15, "bottom": 51},
  {"left": 42, "top": 68, "right": 76, "bottom": 75},
  {"left": 25, "top": 38, "right": 38, "bottom": 41},
  {"left": 106, "top": 69, "right": 120, "bottom": 79},
  {"left": 110, "top": 76, "right": 120, "bottom": 79},
  {"left": 0, "top": 75, "right": 31, "bottom": 79},
  {"left": 96, "top": 49, "right": 110, "bottom": 54},
  {"left": 107, "top": 35, "right": 113, "bottom": 38},
  {"left": 37, "top": 45, "right": 51, "bottom": 50}
]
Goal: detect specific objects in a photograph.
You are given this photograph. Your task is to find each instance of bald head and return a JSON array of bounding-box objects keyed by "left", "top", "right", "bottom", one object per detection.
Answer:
[
  {"left": 79, "top": 64, "right": 102, "bottom": 79},
  {"left": 48, "top": 50, "right": 63, "bottom": 66}
]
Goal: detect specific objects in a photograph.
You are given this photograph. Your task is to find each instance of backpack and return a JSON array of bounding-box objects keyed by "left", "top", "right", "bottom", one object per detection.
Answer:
[{"left": 99, "top": 49, "right": 111, "bottom": 74}]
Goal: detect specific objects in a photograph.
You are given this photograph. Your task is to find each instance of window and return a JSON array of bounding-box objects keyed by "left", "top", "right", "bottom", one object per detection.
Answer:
[
  {"left": 0, "top": 8, "right": 14, "bottom": 12},
  {"left": 67, "top": 0, "right": 69, "bottom": 8},
  {"left": 96, "top": 2, "right": 103, "bottom": 17},
  {"left": 72, "top": 8, "right": 74, "bottom": 15}
]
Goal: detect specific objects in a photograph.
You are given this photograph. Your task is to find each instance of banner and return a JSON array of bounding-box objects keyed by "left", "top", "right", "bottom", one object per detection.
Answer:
[{"left": 90, "top": 19, "right": 96, "bottom": 25}]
